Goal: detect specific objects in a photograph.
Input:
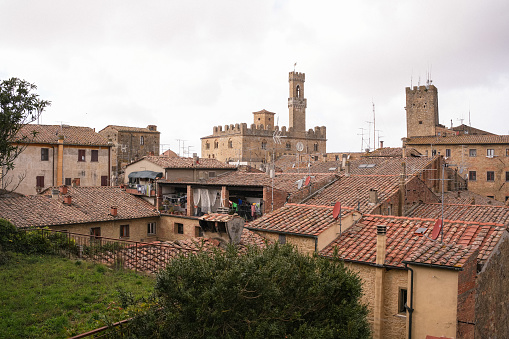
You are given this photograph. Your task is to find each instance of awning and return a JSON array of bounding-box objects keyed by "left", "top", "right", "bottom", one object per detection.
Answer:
[{"left": 128, "top": 170, "right": 163, "bottom": 180}]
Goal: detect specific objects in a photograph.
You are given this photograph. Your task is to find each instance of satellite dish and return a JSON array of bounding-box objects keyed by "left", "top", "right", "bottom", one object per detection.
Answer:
[
  {"left": 431, "top": 219, "right": 442, "bottom": 240},
  {"left": 304, "top": 176, "right": 311, "bottom": 186},
  {"left": 296, "top": 142, "right": 304, "bottom": 152},
  {"left": 332, "top": 202, "right": 341, "bottom": 220}
]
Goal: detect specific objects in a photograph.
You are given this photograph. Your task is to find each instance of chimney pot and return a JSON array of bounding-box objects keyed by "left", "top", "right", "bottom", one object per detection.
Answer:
[
  {"left": 59, "top": 185, "right": 68, "bottom": 194},
  {"left": 377, "top": 225, "right": 386, "bottom": 235},
  {"left": 110, "top": 206, "right": 118, "bottom": 216},
  {"left": 63, "top": 196, "right": 72, "bottom": 205}
]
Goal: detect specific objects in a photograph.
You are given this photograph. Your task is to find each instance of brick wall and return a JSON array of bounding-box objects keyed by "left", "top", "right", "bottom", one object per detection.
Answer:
[
  {"left": 262, "top": 186, "right": 288, "bottom": 214},
  {"left": 409, "top": 144, "right": 509, "bottom": 201},
  {"left": 475, "top": 232, "right": 509, "bottom": 338},
  {"left": 456, "top": 248, "right": 478, "bottom": 339}
]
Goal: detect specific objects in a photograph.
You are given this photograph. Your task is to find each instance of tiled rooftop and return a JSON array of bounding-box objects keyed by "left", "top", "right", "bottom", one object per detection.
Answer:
[
  {"left": 100, "top": 125, "right": 160, "bottom": 133},
  {"left": 283, "top": 156, "right": 435, "bottom": 176},
  {"left": 304, "top": 175, "right": 402, "bottom": 213},
  {"left": 202, "top": 172, "right": 337, "bottom": 194},
  {"left": 246, "top": 203, "right": 352, "bottom": 236},
  {"left": 140, "top": 156, "right": 237, "bottom": 169},
  {"left": 406, "top": 134, "right": 509, "bottom": 145},
  {"left": 320, "top": 214, "right": 505, "bottom": 268},
  {"left": 363, "top": 147, "right": 422, "bottom": 158},
  {"left": 16, "top": 124, "right": 110, "bottom": 146},
  {"left": 442, "top": 190, "right": 504, "bottom": 206},
  {"left": 406, "top": 203, "right": 509, "bottom": 225},
  {"left": 0, "top": 186, "right": 159, "bottom": 228}
]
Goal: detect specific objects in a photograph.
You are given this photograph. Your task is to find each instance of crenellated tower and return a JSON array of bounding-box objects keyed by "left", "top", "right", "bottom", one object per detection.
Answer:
[
  {"left": 406, "top": 84, "right": 439, "bottom": 137},
  {"left": 288, "top": 71, "right": 307, "bottom": 136}
]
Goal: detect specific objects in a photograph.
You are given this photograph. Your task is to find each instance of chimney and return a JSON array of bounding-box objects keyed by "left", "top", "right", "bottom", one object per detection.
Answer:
[
  {"left": 398, "top": 162, "right": 406, "bottom": 216},
  {"left": 369, "top": 189, "right": 379, "bottom": 204},
  {"left": 374, "top": 224, "right": 387, "bottom": 339},
  {"left": 59, "top": 185, "right": 68, "bottom": 195},
  {"left": 345, "top": 161, "right": 351, "bottom": 177},
  {"left": 110, "top": 206, "right": 118, "bottom": 216},
  {"left": 193, "top": 153, "right": 199, "bottom": 165},
  {"left": 341, "top": 154, "right": 347, "bottom": 170},
  {"left": 379, "top": 140, "right": 384, "bottom": 149},
  {"left": 402, "top": 145, "right": 407, "bottom": 159},
  {"left": 51, "top": 188, "right": 59, "bottom": 199},
  {"left": 63, "top": 196, "right": 72, "bottom": 205},
  {"left": 376, "top": 225, "right": 387, "bottom": 265},
  {"left": 147, "top": 125, "right": 157, "bottom": 131}
]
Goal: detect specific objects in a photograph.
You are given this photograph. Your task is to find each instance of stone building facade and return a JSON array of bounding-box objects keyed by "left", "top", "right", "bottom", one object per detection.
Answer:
[
  {"left": 403, "top": 82, "right": 509, "bottom": 202},
  {"left": 201, "top": 71, "right": 326, "bottom": 168},
  {"left": 3, "top": 124, "right": 112, "bottom": 195},
  {"left": 98, "top": 125, "right": 160, "bottom": 179}
]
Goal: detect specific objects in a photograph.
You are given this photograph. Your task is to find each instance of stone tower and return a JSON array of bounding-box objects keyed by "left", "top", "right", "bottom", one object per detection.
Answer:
[
  {"left": 288, "top": 71, "right": 307, "bottom": 136},
  {"left": 405, "top": 84, "right": 439, "bottom": 137}
]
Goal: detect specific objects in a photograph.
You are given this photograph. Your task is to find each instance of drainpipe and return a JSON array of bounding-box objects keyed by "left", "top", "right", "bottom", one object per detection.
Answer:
[{"left": 404, "top": 263, "right": 414, "bottom": 339}]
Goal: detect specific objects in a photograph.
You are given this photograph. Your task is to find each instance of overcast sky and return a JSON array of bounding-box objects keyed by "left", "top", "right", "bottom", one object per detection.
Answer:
[{"left": 1, "top": 0, "right": 508, "bottom": 156}]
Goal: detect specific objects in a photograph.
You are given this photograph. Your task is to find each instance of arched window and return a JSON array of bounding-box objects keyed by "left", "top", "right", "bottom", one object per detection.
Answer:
[
  {"left": 140, "top": 136, "right": 144, "bottom": 145},
  {"left": 228, "top": 139, "right": 233, "bottom": 148},
  {"left": 214, "top": 140, "right": 219, "bottom": 149},
  {"left": 261, "top": 140, "right": 267, "bottom": 150},
  {"left": 314, "top": 143, "right": 318, "bottom": 152},
  {"left": 205, "top": 142, "right": 210, "bottom": 150},
  {"left": 296, "top": 85, "right": 300, "bottom": 98}
]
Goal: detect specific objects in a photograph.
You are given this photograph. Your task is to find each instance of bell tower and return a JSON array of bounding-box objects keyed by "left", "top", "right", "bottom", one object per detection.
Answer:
[{"left": 288, "top": 71, "right": 307, "bottom": 136}]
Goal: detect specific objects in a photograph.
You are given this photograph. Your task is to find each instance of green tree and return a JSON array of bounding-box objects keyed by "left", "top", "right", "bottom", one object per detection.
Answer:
[
  {"left": 0, "top": 78, "right": 50, "bottom": 191},
  {"left": 121, "top": 244, "right": 370, "bottom": 338}
]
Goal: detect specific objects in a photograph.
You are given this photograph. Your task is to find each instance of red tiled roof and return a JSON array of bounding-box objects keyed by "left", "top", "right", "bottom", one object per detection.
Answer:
[
  {"left": 246, "top": 203, "right": 352, "bottom": 236},
  {"left": 140, "top": 156, "right": 237, "bottom": 169},
  {"left": 16, "top": 124, "right": 110, "bottom": 146},
  {"left": 202, "top": 172, "right": 337, "bottom": 194},
  {"left": 284, "top": 156, "right": 435, "bottom": 176},
  {"left": 200, "top": 213, "right": 239, "bottom": 223},
  {"left": 320, "top": 214, "right": 505, "bottom": 268},
  {"left": 0, "top": 186, "right": 159, "bottom": 228},
  {"left": 100, "top": 125, "right": 160, "bottom": 133},
  {"left": 442, "top": 191, "right": 504, "bottom": 206},
  {"left": 406, "top": 134, "right": 509, "bottom": 145},
  {"left": 304, "top": 175, "right": 402, "bottom": 213},
  {"left": 406, "top": 203, "right": 509, "bottom": 225},
  {"left": 363, "top": 147, "right": 422, "bottom": 158}
]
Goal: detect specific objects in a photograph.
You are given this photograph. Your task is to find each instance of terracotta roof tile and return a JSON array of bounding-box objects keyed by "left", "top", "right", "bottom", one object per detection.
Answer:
[
  {"left": 141, "top": 156, "right": 237, "bottom": 169},
  {"left": 16, "top": 124, "right": 110, "bottom": 146},
  {"left": 363, "top": 147, "right": 422, "bottom": 158},
  {"left": 320, "top": 214, "right": 505, "bottom": 268},
  {"left": 0, "top": 186, "right": 159, "bottom": 228},
  {"left": 304, "top": 175, "right": 402, "bottom": 213},
  {"left": 406, "top": 203, "right": 509, "bottom": 225},
  {"left": 406, "top": 134, "right": 509, "bottom": 145},
  {"left": 246, "top": 203, "right": 352, "bottom": 236},
  {"left": 194, "top": 172, "right": 337, "bottom": 194},
  {"left": 100, "top": 125, "right": 160, "bottom": 133}
]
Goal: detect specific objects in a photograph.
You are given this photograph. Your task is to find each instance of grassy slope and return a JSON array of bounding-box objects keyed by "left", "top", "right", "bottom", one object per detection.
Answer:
[{"left": 0, "top": 253, "right": 155, "bottom": 338}]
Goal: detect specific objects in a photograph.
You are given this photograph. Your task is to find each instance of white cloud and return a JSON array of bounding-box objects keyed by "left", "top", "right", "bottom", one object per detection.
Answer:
[{"left": 1, "top": 0, "right": 508, "bottom": 155}]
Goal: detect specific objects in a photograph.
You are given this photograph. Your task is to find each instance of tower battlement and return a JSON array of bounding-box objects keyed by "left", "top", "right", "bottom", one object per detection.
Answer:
[
  {"left": 289, "top": 71, "right": 305, "bottom": 82},
  {"left": 405, "top": 84, "right": 437, "bottom": 94},
  {"left": 209, "top": 123, "right": 326, "bottom": 139}
]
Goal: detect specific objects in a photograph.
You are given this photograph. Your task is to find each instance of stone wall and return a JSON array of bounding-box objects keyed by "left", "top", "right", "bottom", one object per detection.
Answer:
[
  {"left": 456, "top": 248, "right": 478, "bottom": 339},
  {"left": 50, "top": 217, "right": 160, "bottom": 243},
  {"left": 343, "top": 262, "right": 407, "bottom": 339},
  {"left": 475, "top": 231, "right": 509, "bottom": 338},
  {"left": 406, "top": 85, "right": 439, "bottom": 138},
  {"left": 7, "top": 143, "right": 110, "bottom": 195},
  {"left": 410, "top": 143, "right": 509, "bottom": 201}
]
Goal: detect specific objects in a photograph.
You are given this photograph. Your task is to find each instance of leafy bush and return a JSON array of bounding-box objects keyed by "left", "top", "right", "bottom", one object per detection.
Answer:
[
  {"left": 0, "top": 218, "right": 17, "bottom": 251},
  {"left": 121, "top": 243, "right": 370, "bottom": 338}
]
